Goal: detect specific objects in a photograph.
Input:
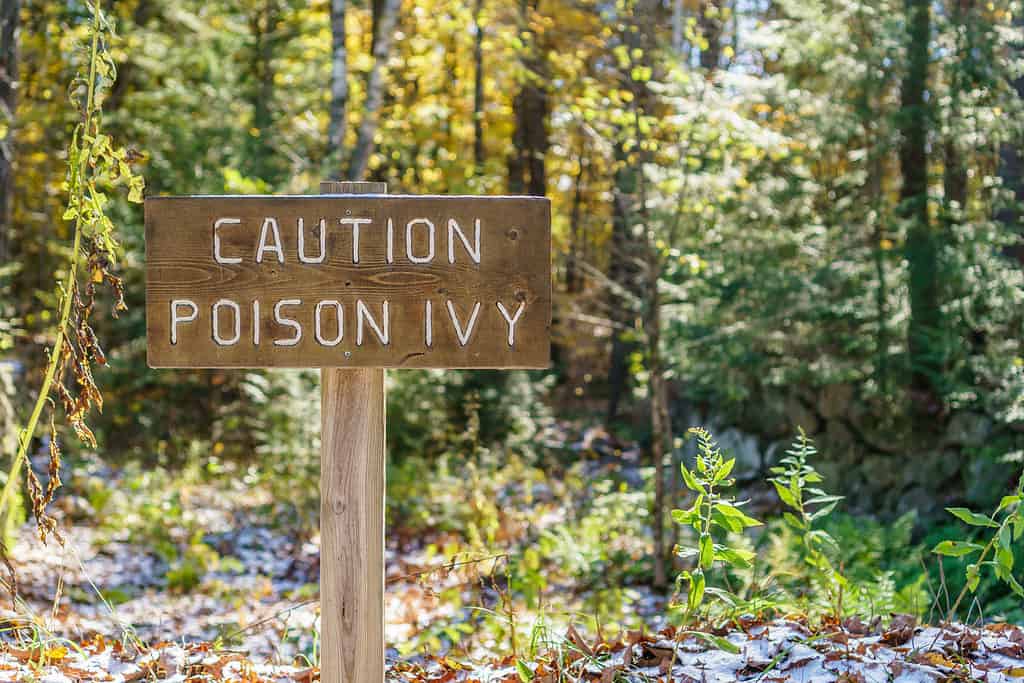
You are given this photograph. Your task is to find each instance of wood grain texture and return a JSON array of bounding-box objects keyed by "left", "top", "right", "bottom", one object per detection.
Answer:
[
  {"left": 320, "top": 367, "right": 385, "bottom": 683},
  {"left": 320, "top": 180, "right": 387, "bottom": 683},
  {"left": 144, "top": 194, "right": 551, "bottom": 369}
]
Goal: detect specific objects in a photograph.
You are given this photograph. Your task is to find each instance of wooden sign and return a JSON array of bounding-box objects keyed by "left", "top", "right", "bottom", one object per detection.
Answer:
[{"left": 145, "top": 195, "right": 551, "bottom": 369}]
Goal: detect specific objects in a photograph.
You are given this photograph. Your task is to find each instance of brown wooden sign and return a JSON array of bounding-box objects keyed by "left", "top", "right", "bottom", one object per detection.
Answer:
[{"left": 145, "top": 195, "right": 551, "bottom": 369}]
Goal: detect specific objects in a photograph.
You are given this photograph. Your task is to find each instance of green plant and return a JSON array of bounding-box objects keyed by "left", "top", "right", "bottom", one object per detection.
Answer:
[
  {"left": 768, "top": 429, "right": 846, "bottom": 615},
  {"left": 672, "top": 427, "right": 761, "bottom": 619},
  {"left": 0, "top": 0, "right": 143, "bottom": 539},
  {"left": 932, "top": 465, "right": 1024, "bottom": 620}
]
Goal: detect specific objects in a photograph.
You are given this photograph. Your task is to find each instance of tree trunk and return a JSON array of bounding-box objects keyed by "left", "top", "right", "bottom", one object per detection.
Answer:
[
  {"left": 899, "top": 0, "right": 939, "bottom": 419},
  {"left": 348, "top": 0, "right": 400, "bottom": 181},
  {"left": 507, "top": 0, "right": 548, "bottom": 196},
  {"left": 566, "top": 142, "right": 585, "bottom": 294},
  {"left": 699, "top": 0, "right": 722, "bottom": 71},
  {"left": 647, "top": 265, "right": 670, "bottom": 590},
  {"left": 245, "top": 0, "right": 283, "bottom": 183},
  {"left": 106, "top": 0, "right": 155, "bottom": 112},
  {"left": 328, "top": 0, "right": 349, "bottom": 163},
  {"left": 606, "top": 164, "right": 640, "bottom": 424},
  {"left": 472, "top": 0, "right": 485, "bottom": 173},
  {"left": 0, "top": 0, "right": 16, "bottom": 264},
  {"left": 997, "top": 7, "right": 1023, "bottom": 262},
  {"left": 672, "top": 0, "right": 683, "bottom": 53}
]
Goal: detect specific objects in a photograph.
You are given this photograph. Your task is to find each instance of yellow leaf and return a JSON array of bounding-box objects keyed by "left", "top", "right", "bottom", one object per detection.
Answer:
[{"left": 44, "top": 646, "right": 68, "bottom": 661}]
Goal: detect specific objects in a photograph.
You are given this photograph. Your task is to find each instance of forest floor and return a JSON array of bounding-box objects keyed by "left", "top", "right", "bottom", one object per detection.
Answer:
[{"left": 2, "top": 426, "right": 1024, "bottom": 681}]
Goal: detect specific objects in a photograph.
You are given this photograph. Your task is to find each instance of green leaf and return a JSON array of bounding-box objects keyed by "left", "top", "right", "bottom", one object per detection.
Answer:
[
  {"left": 783, "top": 511, "right": 806, "bottom": 531},
  {"left": 681, "top": 464, "right": 703, "bottom": 494},
  {"left": 997, "top": 546, "right": 1014, "bottom": 575},
  {"left": 932, "top": 540, "right": 983, "bottom": 557},
  {"left": 773, "top": 480, "right": 798, "bottom": 509},
  {"left": 714, "top": 502, "right": 762, "bottom": 528},
  {"left": 713, "top": 457, "right": 736, "bottom": 484},
  {"left": 675, "top": 545, "right": 698, "bottom": 559},
  {"left": 715, "top": 545, "right": 755, "bottom": 568},
  {"left": 947, "top": 508, "right": 999, "bottom": 528},
  {"left": 1006, "top": 572, "right": 1024, "bottom": 598},
  {"left": 516, "top": 659, "right": 532, "bottom": 683},
  {"left": 703, "top": 586, "right": 737, "bottom": 606},
  {"left": 806, "top": 494, "right": 844, "bottom": 506},
  {"left": 699, "top": 534, "right": 714, "bottom": 570},
  {"left": 996, "top": 495, "right": 1022, "bottom": 514},
  {"left": 809, "top": 500, "right": 840, "bottom": 521},
  {"left": 672, "top": 508, "right": 698, "bottom": 526},
  {"left": 684, "top": 631, "right": 740, "bottom": 654},
  {"left": 687, "top": 570, "right": 706, "bottom": 612},
  {"left": 966, "top": 563, "right": 981, "bottom": 592}
]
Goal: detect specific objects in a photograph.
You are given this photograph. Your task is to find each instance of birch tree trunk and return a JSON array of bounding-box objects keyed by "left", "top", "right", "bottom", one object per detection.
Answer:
[
  {"left": 348, "top": 0, "right": 400, "bottom": 181},
  {"left": 328, "top": 0, "right": 349, "bottom": 162}
]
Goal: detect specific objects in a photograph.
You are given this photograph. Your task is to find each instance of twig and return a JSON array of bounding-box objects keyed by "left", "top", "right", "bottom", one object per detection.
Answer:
[{"left": 385, "top": 553, "right": 508, "bottom": 585}]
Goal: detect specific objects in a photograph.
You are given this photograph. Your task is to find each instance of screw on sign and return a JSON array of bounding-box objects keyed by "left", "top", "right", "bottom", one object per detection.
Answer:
[{"left": 144, "top": 181, "right": 552, "bottom": 683}]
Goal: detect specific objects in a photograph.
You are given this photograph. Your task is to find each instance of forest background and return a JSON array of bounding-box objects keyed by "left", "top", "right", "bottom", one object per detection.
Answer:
[{"left": 1, "top": 0, "right": 1024, "bottom": 666}]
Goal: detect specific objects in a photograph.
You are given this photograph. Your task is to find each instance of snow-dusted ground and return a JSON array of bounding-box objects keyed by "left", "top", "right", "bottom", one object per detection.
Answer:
[{"left": 4, "top": 616, "right": 1024, "bottom": 681}]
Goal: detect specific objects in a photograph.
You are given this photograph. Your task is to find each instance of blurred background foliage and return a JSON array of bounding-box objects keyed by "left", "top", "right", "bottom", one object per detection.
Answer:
[{"left": 2, "top": 0, "right": 1024, "bottom": 628}]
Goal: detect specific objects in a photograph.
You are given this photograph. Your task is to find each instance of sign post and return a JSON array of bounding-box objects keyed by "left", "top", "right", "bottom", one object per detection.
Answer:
[
  {"left": 319, "top": 180, "right": 387, "bottom": 683},
  {"left": 145, "top": 182, "right": 551, "bottom": 683}
]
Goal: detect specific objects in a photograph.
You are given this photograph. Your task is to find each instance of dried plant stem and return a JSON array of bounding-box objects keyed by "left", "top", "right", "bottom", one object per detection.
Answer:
[
  {"left": 945, "top": 533, "right": 996, "bottom": 623},
  {"left": 0, "top": 6, "right": 102, "bottom": 525}
]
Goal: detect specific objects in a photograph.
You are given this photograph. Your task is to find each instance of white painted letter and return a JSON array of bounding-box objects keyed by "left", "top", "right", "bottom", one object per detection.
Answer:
[
  {"left": 256, "top": 217, "right": 285, "bottom": 264},
  {"left": 386, "top": 218, "right": 395, "bottom": 264},
  {"left": 212, "top": 299, "right": 241, "bottom": 346},
  {"left": 425, "top": 300, "right": 433, "bottom": 347},
  {"left": 356, "top": 300, "right": 390, "bottom": 346},
  {"left": 406, "top": 218, "right": 435, "bottom": 264},
  {"left": 170, "top": 299, "right": 198, "bottom": 345},
  {"left": 448, "top": 218, "right": 481, "bottom": 264},
  {"left": 213, "top": 218, "right": 242, "bottom": 264},
  {"left": 315, "top": 300, "right": 344, "bottom": 346},
  {"left": 446, "top": 300, "right": 481, "bottom": 346},
  {"left": 298, "top": 218, "right": 327, "bottom": 264},
  {"left": 274, "top": 299, "right": 302, "bottom": 346},
  {"left": 340, "top": 217, "right": 372, "bottom": 263},
  {"left": 253, "top": 300, "right": 261, "bottom": 345},
  {"left": 496, "top": 301, "right": 526, "bottom": 346}
]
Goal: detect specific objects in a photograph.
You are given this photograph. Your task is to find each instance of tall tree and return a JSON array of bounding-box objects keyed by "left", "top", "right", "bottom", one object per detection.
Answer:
[
  {"left": 0, "top": 0, "right": 17, "bottom": 263},
  {"left": 507, "top": 0, "right": 548, "bottom": 196},
  {"left": 472, "top": 0, "right": 485, "bottom": 173},
  {"left": 899, "top": 0, "right": 939, "bottom": 419},
  {"left": 998, "top": 9, "right": 1024, "bottom": 260},
  {"left": 245, "top": 0, "right": 285, "bottom": 183},
  {"left": 348, "top": 0, "right": 400, "bottom": 180},
  {"left": 698, "top": 0, "right": 723, "bottom": 71},
  {"left": 327, "top": 0, "right": 349, "bottom": 165}
]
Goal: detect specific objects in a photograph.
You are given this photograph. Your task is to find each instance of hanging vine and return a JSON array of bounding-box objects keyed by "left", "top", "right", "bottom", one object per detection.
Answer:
[{"left": 0, "top": 0, "right": 143, "bottom": 546}]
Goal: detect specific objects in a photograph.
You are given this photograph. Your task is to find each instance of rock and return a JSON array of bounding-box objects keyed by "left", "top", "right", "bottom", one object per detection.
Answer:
[
  {"left": 944, "top": 411, "right": 993, "bottom": 449},
  {"left": 818, "top": 383, "right": 854, "bottom": 420},
  {"left": 785, "top": 395, "right": 820, "bottom": 435},
  {"left": 715, "top": 427, "right": 763, "bottom": 478}
]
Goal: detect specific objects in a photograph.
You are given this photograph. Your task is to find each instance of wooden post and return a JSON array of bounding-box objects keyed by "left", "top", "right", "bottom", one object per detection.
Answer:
[{"left": 319, "top": 180, "right": 387, "bottom": 683}]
